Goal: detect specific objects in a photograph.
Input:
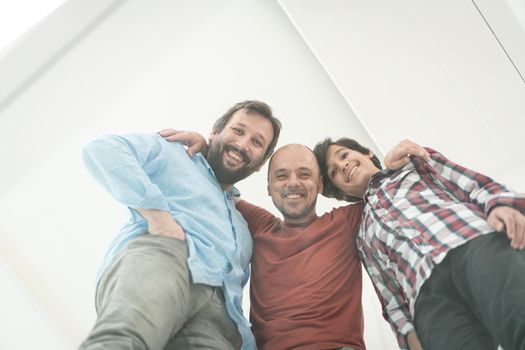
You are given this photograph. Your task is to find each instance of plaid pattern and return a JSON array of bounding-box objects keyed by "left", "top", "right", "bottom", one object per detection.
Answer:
[{"left": 357, "top": 147, "right": 525, "bottom": 349}]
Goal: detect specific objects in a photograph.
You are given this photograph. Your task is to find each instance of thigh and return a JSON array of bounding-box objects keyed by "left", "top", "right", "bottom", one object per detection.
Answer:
[
  {"left": 451, "top": 233, "right": 525, "bottom": 350},
  {"left": 414, "top": 256, "right": 497, "bottom": 350},
  {"left": 165, "top": 286, "right": 241, "bottom": 350},
  {"left": 93, "top": 235, "right": 192, "bottom": 350}
]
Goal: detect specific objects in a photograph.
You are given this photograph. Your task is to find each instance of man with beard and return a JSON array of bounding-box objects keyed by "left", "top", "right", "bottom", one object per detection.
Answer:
[{"left": 80, "top": 100, "right": 281, "bottom": 350}]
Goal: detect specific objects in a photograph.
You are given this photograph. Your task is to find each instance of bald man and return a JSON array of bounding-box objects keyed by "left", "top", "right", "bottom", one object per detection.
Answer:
[{"left": 235, "top": 144, "right": 365, "bottom": 350}]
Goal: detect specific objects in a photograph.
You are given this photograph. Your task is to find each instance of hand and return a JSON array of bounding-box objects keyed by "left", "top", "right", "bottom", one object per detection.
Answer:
[
  {"left": 384, "top": 140, "right": 430, "bottom": 170},
  {"left": 158, "top": 129, "right": 208, "bottom": 157},
  {"left": 406, "top": 331, "right": 423, "bottom": 350},
  {"left": 137, "top": 209, "right": 186, "bottom": 241},
  {"left": 488, "top": 206, "right": 525, "bottom": 249}
]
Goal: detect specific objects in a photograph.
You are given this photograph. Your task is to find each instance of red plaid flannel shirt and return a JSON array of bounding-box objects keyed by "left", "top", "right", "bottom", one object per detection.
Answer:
[{"left": 357, "top": 147, "right": 525, "bottom": 349}]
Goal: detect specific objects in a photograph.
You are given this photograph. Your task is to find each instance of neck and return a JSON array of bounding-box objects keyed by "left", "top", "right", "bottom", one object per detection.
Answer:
[
  {"left": 221, "top": 183, "right": 233, "bottom": 192},
  {"left": 283, "top": 212, "right": 317, "bottom": 227}
]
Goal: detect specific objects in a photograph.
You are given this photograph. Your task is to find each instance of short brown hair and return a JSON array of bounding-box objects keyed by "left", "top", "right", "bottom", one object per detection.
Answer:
[
  {"left": 313, "top": 137, "right": 382, "bottom": 202},
  {"left": 213, "top": 100, "right": 281, "bottom": 162}
]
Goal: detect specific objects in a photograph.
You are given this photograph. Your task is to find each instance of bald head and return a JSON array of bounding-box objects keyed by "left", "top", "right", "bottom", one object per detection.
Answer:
[
  {"left": 267, "top": 143, "right": 323, "bottom": 225},
  {"left": 268, "top": 144, "right": 320, "bottom": 178}
]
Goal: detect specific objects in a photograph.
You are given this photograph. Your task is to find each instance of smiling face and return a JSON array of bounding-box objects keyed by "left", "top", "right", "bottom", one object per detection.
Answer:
[
  {"left": 325, "top": 144, "right": 381, "bottom": 198},
  {"left": 207, "top": 109, "right": 274, "bottom": 189},
  {"left": 267, "top": 144, "right": 323, "bottom": 225}
]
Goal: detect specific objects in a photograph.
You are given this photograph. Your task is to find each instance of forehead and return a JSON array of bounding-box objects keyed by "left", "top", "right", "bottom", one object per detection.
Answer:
[
  {"left": 326, "top": 144, "right": 347, "bottom": 160},
  {"left": 270, "top": 146, "right": 319, "bottom": 173},
  {"left": 226, "top": 109, "right": 273, "bottom": 139}
]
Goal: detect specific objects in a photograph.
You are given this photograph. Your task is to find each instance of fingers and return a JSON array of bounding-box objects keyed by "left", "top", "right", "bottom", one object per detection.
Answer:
[
  {"left": 488, "top": 206, "right": 525, "bottom": 250},
  {"left": 164, "top": 133, "right": 187, "bottom": 142},
  {"left": 158, "top": 129, "right": 188, "bottom": 142},
  {"left": 388, "top": 157, "right": 411, "bottom": 170},
  {"left": 487, "top": 213, "right": 506, "bottom": 232},
  {"left": 512, "top": 212, "right": 525, "bottom": 249},
  {"left": 186, "top": 142, "right": 207, "bottom": 157},
  {"left": 399, "top": 140, "right": 430, "bottom": 161},
  {"left": 158, "top": 128, "right": 181, "bottom": 137},
  {"left": 385, "top": 140, "right": 430, "bottom": 170}
]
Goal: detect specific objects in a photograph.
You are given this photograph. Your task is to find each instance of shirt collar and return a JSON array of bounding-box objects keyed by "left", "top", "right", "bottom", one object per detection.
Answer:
[{"left": 363, "top": 169, "right": 392, "bottom": 202}]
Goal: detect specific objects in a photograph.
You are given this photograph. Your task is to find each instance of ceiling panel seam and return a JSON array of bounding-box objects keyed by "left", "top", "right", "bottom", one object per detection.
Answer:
[
  {"left": 399, "top": 0, "right": 515, "bottom": 169},
  {"left": 274, "top": 0, "right": 386, "bottom": 156}
]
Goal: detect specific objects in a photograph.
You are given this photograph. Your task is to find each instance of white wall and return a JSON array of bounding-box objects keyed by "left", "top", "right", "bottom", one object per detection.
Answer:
[{"left": 1, "top": 1, "right": 523, "bottom": 349}]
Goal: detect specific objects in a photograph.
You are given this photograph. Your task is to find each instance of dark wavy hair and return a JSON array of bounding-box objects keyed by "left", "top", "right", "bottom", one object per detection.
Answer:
[
  {"left": 213, "top": 100, "right": 281, "bottom": 163},
  {"left": 313, "top": 137, "right": 382, "bottom": 202}
]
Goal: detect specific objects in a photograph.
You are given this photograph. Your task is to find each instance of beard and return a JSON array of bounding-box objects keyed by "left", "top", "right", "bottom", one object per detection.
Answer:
[
  {"left": 206, "top": 141, "right": 260, "bottom": 186},
  {"left": 276, "top": 199, "right": 318, "bottom": 222}
]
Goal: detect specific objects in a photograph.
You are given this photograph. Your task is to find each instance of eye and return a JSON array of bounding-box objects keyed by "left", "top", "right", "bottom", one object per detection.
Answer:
[
  {"left": 232, "top": 127, "right": 243, "bottom": 135},
  {"left": 252, "top": 138, "right": 263, "bottom": 148},
  {"left": 276, "top": 174, "right": 287, "bottom": 180},
  {"left": 341, "top": 152, "right": 348, "bottom": 160},
  {"left": 299, "top": 172, "right": 311, "bottom": 179}
]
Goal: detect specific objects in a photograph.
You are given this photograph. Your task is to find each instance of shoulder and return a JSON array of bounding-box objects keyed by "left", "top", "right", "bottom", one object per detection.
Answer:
[
  {"left": 330, "top": 202, "right": 364, "bottom": 217},
  {"left": 316, "top": 203, "right": 364, "bottom": 227}
]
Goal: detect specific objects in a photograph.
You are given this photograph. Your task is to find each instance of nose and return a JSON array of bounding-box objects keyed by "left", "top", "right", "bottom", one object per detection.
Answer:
[
  {"left": 235, "top": 135, "right": 251, "bottom": 153},
  {"left": 287, "top": 173, "right": 300, "bottom": 187},
  {"left": 337, "top": 161, "right": 348, "bottom": 174}
]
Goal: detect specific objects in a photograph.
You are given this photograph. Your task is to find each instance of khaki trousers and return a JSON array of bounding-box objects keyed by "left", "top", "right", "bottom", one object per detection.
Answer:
[{"left": 80, "top": 235, "right": 241, "bottom": 350}]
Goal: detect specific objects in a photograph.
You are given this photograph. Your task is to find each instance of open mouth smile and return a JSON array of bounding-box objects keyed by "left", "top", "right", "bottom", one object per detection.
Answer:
[
  {"left": 346, "top": 164, "right": 358, "bottom": 182},
  {"left": 224, "top": 146, "right": 247, "bottom": 165}
]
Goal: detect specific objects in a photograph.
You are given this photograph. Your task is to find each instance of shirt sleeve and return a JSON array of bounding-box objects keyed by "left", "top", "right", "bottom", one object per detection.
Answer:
[
  {"left": 235, "top": 199, "right": 277, "bottom": 236},
  {"left": 358, "top": 234, "right": 414, "bottom": 350},
  {"left": 82, "top": 133, "right": 170, "bottom": 211},
  {"left": 421, "top": 147, "right": 525, "bottom": 215}
]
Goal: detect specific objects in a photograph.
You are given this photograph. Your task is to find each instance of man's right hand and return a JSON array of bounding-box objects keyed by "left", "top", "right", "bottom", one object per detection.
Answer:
[
  {"left": 158, "top": 129, "right": 208, "bottom": 157},
  {"left": 137, "top": 208, "right": 186, "bottom": 241}
]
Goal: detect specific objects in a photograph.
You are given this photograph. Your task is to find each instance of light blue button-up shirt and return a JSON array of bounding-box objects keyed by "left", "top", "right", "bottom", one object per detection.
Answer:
[{"left": 83, "top": 133, "right": 255, "bottom": 349}]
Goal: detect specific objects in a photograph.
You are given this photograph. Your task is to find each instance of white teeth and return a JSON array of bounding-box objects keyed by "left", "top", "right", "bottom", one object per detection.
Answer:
[
  {"left": 347, "top": 166, "right": 358, "bottom": 181},
  {"left": 285, "top": 193, "right": 302, "bottom": 199},
  {"left": 227, "top": 150, "right": 243, "bottom": 162}
]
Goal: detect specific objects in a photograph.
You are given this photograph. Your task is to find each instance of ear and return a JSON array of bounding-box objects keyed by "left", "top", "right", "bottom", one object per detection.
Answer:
[
  {"left": 368, "top": 151, "right": 374, "bottom": 159},
  {"left": 210, "top": 128, "right": 219, "bottom": 138}
]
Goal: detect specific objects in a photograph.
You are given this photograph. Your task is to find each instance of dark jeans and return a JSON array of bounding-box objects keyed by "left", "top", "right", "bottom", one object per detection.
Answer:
[{"left": 414, "top": 232, "right": 525, "bottom": 350}]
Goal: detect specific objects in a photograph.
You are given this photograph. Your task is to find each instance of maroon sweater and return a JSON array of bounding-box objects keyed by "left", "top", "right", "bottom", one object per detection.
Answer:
[{"left": 237, "top": 200, "right": 366, "bottom": 350}]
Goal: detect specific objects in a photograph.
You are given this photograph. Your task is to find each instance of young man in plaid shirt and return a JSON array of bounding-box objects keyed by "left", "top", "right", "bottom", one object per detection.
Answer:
[{"left": 314, "top": 139, "right": 525, "bottom": 350}]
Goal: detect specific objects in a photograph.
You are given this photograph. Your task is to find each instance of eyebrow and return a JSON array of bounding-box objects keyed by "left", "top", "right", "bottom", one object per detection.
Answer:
[
  {"left": 234, "top": 122, "right": 268, "bottom": 143},
  {"left": 272, "top": 169, "right": 289, "bottom": 176},
  {"left": 334, "top": 148, "right": 345, "bottom": 157}
]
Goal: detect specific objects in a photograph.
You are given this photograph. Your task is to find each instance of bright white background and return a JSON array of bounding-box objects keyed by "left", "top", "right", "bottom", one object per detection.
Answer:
[{"left": 0, "top": 1, "right": 524, "bottom": 349}]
